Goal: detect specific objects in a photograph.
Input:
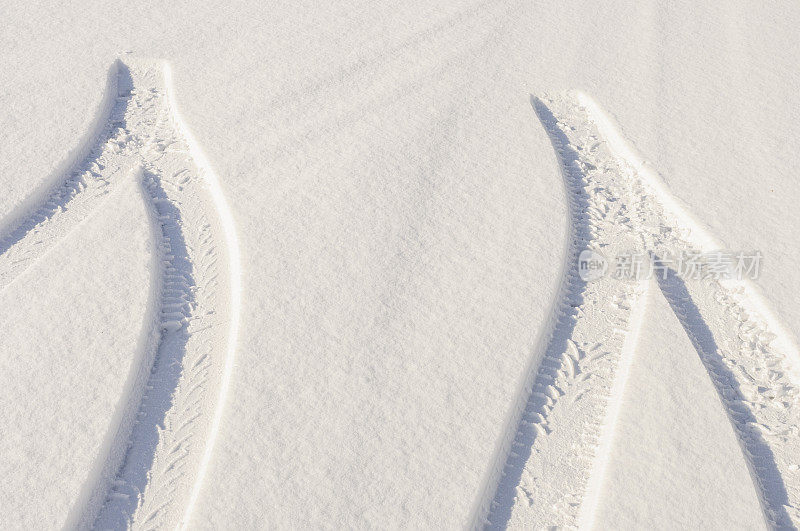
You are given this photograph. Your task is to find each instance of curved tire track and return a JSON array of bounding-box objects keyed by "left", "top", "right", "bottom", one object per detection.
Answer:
[
  {"left": 476, "top": 92, "right": 800, "bottom": 529},
  {"left": 475, "top": 96, "right": 650, "bottom": 529},
  {"left": 0, "top": 63, "right": 161, "bottom": 293},
  {"left": 0, "top": 59, "right": 241, "bottom": 530}
]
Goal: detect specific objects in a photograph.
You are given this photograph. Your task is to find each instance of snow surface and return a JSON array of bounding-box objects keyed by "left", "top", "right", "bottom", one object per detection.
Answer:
[
  {"left": 2, "top": 1, "right": 800, "bottom": 528},
  {"left": 594, "top": 279, "right": 764, "bottom": 529},
  {"left": 0, "top": 177, "right": 156, "bottom": 528}
]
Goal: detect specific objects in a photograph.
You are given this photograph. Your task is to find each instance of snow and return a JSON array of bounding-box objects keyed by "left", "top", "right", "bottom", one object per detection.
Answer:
[
  {"left": 594, "top": 280, "right": 764, "bottom": 529},
  {"left": 1, "top": 0, "right": 800, "bottom": 528},
  {"left": 0, "top": 177, "right": 156, "bottom": 528}
]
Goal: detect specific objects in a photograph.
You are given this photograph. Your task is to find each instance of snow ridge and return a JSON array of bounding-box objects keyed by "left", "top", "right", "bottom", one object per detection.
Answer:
[
  {"left": 477, "top": 92, "right": 800, "bottom": 529},
  {"left": 0, "top": 58, "right": 240, "bottom": 530}
]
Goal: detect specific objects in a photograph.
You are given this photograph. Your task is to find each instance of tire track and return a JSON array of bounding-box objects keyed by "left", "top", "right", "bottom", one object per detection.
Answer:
[
  {"left": 657, "top": 264, "right": 799, "bottom": 528},
  {"left": 578, "top": 91, "right": 800, "bottom": 528},
  {"left": 477, "top": 91, "right": 800, "bottom": 529},
  {"left": 0, "top": 59, "right": 241, "bottom": 529},
  {"left": 476, "top": 97, "right": 650, "bottom": 529},
  {"left": 0, "top": 63, "right": 162, "bottom": 293},
  {"left": 87, "top": 59, "right": 240, "bottom": 531}
]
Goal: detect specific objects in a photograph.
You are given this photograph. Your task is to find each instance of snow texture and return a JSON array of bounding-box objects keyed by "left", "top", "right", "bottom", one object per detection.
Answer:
[{"left": 1, "top": 1, "right": 800, "bottom": 529}]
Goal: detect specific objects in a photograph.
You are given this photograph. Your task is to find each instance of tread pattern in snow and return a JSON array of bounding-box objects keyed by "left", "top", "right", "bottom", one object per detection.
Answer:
[
  {"left": 477, "top": 92, "right": 800, "bottom": 530},
  {"left": 0, "top": 59, "right": 240, "bottom": 530}
]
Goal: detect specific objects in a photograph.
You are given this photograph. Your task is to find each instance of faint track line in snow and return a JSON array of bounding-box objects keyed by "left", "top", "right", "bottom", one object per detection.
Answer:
[
  {"left": 0, "top": 59, "right": 241, "bottom": 530},
  {"left": 262, "top": 0, "right": 518, "bottom": 163},
  {"left": 475, "top": 91, "right": 800, "bottom": 529}
]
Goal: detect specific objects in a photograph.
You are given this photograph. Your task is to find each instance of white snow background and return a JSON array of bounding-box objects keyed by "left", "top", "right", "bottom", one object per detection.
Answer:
[{"left": 1, "top": 1, "right": 799, "bottom": 528}]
